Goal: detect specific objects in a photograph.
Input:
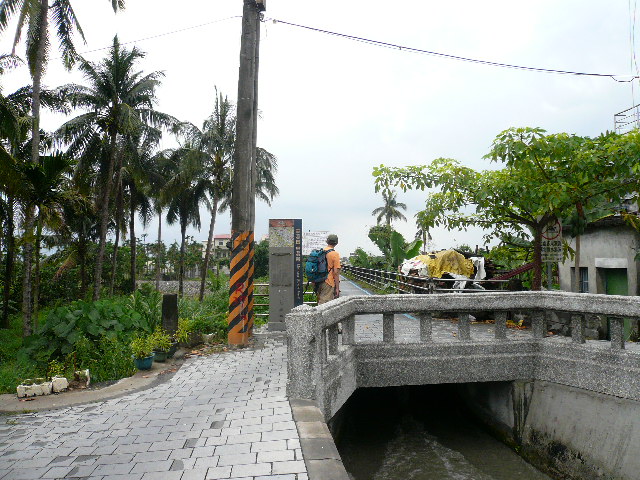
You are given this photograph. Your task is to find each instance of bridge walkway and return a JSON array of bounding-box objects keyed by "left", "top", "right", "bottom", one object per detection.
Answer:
[
  {"left": 340, "top": 277, "right": 640, "bottom": 353},
  {"left": 341, "top": 278, "right": 534, "bottom": 344}
]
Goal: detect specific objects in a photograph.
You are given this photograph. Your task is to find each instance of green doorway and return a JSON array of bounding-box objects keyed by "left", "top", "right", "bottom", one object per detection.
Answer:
[{"left": 603, "top": 268, "right": 630, "bottom": 340}]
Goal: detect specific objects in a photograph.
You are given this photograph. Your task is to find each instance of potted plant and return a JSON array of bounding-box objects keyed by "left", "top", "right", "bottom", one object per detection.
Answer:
[
  {"left": 131, "top": 335, "right": 154, "bottom": 370},
  {"left": 151, "top": 327, "right": 172, "bottom": 363}
]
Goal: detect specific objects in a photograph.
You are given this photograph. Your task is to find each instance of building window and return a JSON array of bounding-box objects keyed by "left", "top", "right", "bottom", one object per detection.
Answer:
[{"left": 579, "top": 267, "right": 588, "bottom": 293}]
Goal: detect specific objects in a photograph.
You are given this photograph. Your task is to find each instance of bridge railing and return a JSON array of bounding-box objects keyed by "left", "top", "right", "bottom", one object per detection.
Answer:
[
  {"left": 285, "top": 291, "right": 640, "bottom": 402},
  {"left": 341, "top": 264, "right": 509, "bottom": 294}
]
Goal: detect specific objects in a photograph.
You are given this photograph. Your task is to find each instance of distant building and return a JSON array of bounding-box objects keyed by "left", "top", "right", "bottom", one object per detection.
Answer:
[
  {"left": 558, "top": 215, "right": 640, "bottom": 296},
  {"left": 201, "top": 234, "right": 232, "bottom": 259}
]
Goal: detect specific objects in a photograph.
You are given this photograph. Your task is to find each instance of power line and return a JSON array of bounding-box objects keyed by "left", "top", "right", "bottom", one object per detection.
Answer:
[
  {"left": 75, "top": 15, "right": 242, "bottom": 57},
  {"left": 266, "top": 17, "right": 639, "bottom": 82}
]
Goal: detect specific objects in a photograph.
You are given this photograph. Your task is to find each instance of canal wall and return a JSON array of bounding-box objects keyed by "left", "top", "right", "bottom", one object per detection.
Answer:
[{"left": 460, "top": 380, "right": 640, "bottom": 480}]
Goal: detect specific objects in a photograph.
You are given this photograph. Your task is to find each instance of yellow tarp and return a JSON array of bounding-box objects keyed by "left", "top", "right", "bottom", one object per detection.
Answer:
[{"left": 415, "top": 250, "right": 474, "bottom": 279}]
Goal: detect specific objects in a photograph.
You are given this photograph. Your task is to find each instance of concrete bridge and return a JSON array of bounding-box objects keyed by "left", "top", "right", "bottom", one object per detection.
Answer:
[{"left": 285, "top": 280, "right": 640, "bottom": 479}]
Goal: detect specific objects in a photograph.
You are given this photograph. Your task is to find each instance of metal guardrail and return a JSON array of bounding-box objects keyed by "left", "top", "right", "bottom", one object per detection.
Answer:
[
  {"left": 341, "top": 264, "right": 509, "bottom": 294},
  {"left": 253, "top": 283, "right": 317, "bottom": 320},
  {"left": 615, "top": 104, "right": 640, "bottom": 134}
]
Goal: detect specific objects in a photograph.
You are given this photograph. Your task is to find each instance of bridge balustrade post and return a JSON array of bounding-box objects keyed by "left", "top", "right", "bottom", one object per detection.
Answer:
[
  {"left": 320, "top": 327, "right": 328, "bottom": 365},
  {"left": 284, "top": 305, "right": 318, "bottom": 399},
  {"left": 494, "top": 311, "right": 507, "bottom": 340},
  {"left": 342, "top": 314, "right": 355, "bottom": 345},
  {"left": 383, "top": 313, "right": 394, "bottom": 343},
  {"left": 609, "top": 317, "right": 625, "bottom": 350},
  {"left": 419, "top": 312, "right": 432, "bottom": 342},
  {"left": 327, "top": 324, "right": 339, "bottom": 355},
  {"left": 531, "top": 311, "right": 546, "bottom": 339},
  {"left": 458, "top": 313, "right": 471, "bottom": 341},
  {"left": 571, "top": 314, "right": 585, "bottom": 344}
]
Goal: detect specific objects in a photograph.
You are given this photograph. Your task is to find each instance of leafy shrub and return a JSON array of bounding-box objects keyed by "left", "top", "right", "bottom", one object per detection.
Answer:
[
  {"left": 179, "top": 286, "right": 229, "bottom": 343},
  {"left": 75, "top": 336, "right": 136, "bottom": 382},
  {"left": 127, "top": 284, "right": 162, "bottom": 332},
  {"left": 175, "top": 317, "right": 192, "bottom": 343},
  {"left": 19, "top": 297, "right": 151, "bottom": 368}
]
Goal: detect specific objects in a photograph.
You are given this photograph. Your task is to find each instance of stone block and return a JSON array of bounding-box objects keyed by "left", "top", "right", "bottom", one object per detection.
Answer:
[
  {"left": 16, "top": 379, "right": 52, "bottom": 397},
  {"left": 52, "top": 376, "right": 69, "bottom": 393}
]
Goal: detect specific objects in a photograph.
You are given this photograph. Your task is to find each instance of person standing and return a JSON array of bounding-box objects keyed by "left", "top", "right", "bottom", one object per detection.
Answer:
[{"left": 316, "top": 234, "right": 341, "bottom": 305}]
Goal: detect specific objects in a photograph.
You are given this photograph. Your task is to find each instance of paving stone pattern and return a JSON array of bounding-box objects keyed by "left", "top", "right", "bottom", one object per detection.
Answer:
[{"left": 0, "top": 335, "right": 307, "bottom": 480}]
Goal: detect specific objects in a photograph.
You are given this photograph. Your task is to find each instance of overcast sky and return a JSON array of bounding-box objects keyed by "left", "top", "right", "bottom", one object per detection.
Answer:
[{"left": 1, "top": 1, "right": 637, "bottom": 256}]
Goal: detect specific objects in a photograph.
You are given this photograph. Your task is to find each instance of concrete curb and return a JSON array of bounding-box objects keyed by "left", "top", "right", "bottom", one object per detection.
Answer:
[
  {"left": 0, "top": 355, "right": 187, "bottom": 414},
  {"left": 290, "top": 398, "right": 350, "bottom": 480}
]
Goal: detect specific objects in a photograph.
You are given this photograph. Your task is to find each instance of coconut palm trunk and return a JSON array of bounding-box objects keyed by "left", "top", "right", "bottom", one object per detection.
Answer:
[
  {"left": 109, "top": 157, "right": 124, "bottom": 295},
  {"left": 155, "top": 209, "right": 162, "bottom": 290},
  {"left": 199, "top": 197, "right": 219, "bottom": 301},
  {"left": 32, "top": 217, "right": 43, "bottom": 329},
  {"left": 109, "top": 212, "right": 121, "bottom": 296},
  {"left": 21, "top": 0, "right": 49, "bottom": 336},
  {"left": 2, "top": 195, "right": 15, "bottom": 329},
  {"left": 179, "top": 221, "right": 187, "bottom": 298},
  {"left": 129, "top": 197, "right": 137, "bottom": 292},
  {"left": 78, "top": 231, "right": 87, "bottom": 298},
  {"left": 93, "top": 130, "right": 118, "bottom": 301}
]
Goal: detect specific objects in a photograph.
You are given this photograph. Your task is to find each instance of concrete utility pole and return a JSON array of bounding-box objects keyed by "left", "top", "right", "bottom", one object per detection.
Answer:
[{"left": 228, "top": 0, "right": 265, "bottom": 345}]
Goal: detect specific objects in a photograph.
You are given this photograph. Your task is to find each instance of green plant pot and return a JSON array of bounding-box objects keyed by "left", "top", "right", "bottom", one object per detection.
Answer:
[
  {"left": 153, "top": 350, "right": 168, "bottom": 363},
  {"left": 133, "top": 354, "right": 154, "bottom": 370},
  {"left": 167, "top": 342, "right": 178, "bottom": 358}
]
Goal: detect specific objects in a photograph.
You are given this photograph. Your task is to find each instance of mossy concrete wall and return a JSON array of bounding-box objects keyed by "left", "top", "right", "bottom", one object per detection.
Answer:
[{"left": 460, "top": 380, "right": 640, "bottom": 480}]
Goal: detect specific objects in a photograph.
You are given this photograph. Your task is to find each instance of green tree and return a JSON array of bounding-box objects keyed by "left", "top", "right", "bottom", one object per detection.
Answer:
[
  {"left": 374, "top": 127, "right": 640, "bottom": 290},
  {"left": 372, "top": 190, "right": 407, "bottom": 227},
  {"left": 253, "top": 238, "right": 269, "bottom": 278},
  {"left": 368, "top": 224, "right": 394, "bottom": 259},
  {"left": 174, "top": 91, "right": 235, "bottom": 301},
  {"left": 0, "top": 0, "right": 124, "bottom": 330},
  {"left": 57, "top": 36, "right": 172, "bottom": 300},
  {"left": 1, "top": 83, "right": 71, "bottom": 334},
  {"left": 160, "top": 148, "right": 208, "bottom": 297}
]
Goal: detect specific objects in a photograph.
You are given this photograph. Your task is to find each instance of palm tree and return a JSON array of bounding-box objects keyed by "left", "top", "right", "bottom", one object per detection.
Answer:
[
  {"left": 372, "top": 190, "right": 407, "bottom": 227},
  {"left": 0, "top": 57, "right": 24, "bottom": 329},
  {"left": 0, "top": 0, "right": 124, "bottom": 326},
  {"left": 218, "top": 146, "right": 280, "bottom": 214},
  {"left": 122, "top": 131, "right": 158, "bottom": 292},
  {"left": 57, "top": 36, "right": 173, "bottom": 300},
  {"left": 179, "top": 91, "right": 235, "bottom": 301},
  {"left": 160, "top": 148, "right": 209, "bottom": 297},
  {"left": 148, "top": 152, "right": 171, "bottom": 290},
  {"left": 0, "top": 80, "right": 68, "bottom": 333}
]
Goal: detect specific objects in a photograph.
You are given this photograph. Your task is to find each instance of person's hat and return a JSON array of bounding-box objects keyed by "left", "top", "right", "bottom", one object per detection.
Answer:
[{"left": 327, "top": 234, "right": 338, "bottom": 245}]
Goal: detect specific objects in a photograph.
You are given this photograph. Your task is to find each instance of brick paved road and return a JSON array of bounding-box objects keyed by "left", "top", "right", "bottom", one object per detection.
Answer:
[{"left": 0, "top": 334, "right": 307, "bottom": 480}]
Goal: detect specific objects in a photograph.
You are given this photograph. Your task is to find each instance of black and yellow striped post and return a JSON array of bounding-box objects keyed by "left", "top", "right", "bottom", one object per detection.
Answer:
[
  {"left": 247, "top": 238, "right": 255, "bottom": 336},
  {"left": 229, "top": 0, "right": 263, "bottom": 345},
  {"left": 228, "top": 231, "right": 254, "bottom": 345}
]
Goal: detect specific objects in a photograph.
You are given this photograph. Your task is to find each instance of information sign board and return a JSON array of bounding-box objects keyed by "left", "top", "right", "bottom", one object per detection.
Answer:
[
  {"left": 302, "top": 231, "right": 329, "bottom": 255},
  {"left": 541, "top": 219, "right": 563, "bottom": 262}
]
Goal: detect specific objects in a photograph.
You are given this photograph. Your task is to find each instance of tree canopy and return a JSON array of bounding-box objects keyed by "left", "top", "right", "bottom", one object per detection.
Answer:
[{"left": 373, "top": 127, "right": 640, "bottom": 289}]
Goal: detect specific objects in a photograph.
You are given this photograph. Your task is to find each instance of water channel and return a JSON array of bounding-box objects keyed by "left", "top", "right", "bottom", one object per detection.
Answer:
[{"left": 333, "top": 384, "right": 552, "bottom": 480}]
